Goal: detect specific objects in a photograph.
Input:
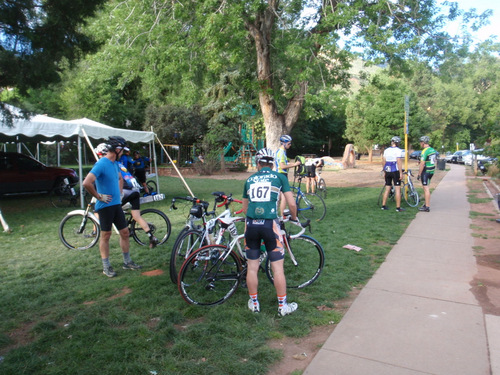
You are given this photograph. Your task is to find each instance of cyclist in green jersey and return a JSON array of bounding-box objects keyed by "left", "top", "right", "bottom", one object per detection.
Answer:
[
  {"left": 417, "top": 136, "right": 437, "bottom": 212},
  {"left": 243, "top": 148, "right": 299, "bottom": 316}
]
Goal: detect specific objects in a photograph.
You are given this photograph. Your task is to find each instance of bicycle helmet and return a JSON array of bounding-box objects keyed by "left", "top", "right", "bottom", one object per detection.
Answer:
[
  {"left": 279, "top": 135, "right": 292, "bottom": 144},
  {"left": 419, "top": 135, "right": 430, "bottom": 143},
  {"left": 391, "top": 136, "right": 401, "bottom": 144},
  {"left": 95, "top": 143, "right": 108, "bottom": 156},
  {"left": 255, "top": 148, "right": 275, "bottom": 164},
  {"left": 107, "top": 136, "right": 128, "bottom": 151}
]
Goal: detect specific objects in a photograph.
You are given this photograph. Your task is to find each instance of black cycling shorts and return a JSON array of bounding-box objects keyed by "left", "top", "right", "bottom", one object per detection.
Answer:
[
  {"left": 306, "top": 165, "right": 316, "bottom": 178},
  {"left": 96, "top": 204, "right": 128, "bottom": 232},
  {"left": 420, "top": 172, "right": 433, "bottom": 186},
  {"left": 385, "top": 171, "right": 402, "bottom": 186},
  {"left": 244, "top": 218, "right": 284, "bottom": 261},
  {"left": 122, "top": 189, "right": 141, "bottom": 210},
  {"left": 134, "top": 169, "right": 146, "bottom": 184}
]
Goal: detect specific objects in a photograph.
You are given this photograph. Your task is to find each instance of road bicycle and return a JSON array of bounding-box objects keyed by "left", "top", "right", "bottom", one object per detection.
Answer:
[
  {"left": 177, "top": 213, "right": 325, "bottom": 306},
  {"left": 50, "top": 178, "right": 86, "bottom": 208},
  {"left": 378, "top": 169, "right": 420, "bottom": 208},
  {"left": 58, "top": 194, "right": 171, "bottom": 250},
  {"left": 291, "top": 175, "right": 326, "bottom": 222},
  {"left": 169, "top": 192, "right": 243, "bottom": 284},
  {"left": 315, "top": 168, "right": 327, "bottom": 199}
]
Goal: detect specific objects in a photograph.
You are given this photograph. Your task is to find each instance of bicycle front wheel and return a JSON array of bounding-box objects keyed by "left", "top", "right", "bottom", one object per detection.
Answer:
[
  {"left": 297, "top": 193, "right": 326, "bottom": 221},
  {"left": 131, "top": 208, "right": 171, "bottom": 246},
  {"left": 169, "top": 229, "right": 205, "bottom": 284},
  {"left": 178, "top": 245, "right": 242, "bottom": 306},
  {"left": 404, "top": 183, "right": 420, "bottom": 207},
  {"left": 317, "top": 178, "right": 327, "bottom": 199},
  {"left": 59, "top": 213, "right": 100, "bottom": 250},
  {"left": 266, "top": 235, "right": 325, "bottom": 289}
]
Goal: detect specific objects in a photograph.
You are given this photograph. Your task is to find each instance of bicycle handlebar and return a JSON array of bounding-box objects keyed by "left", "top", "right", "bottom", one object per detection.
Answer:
[{"left": 282, "top": 214, "right": 311, "bottom": 236}]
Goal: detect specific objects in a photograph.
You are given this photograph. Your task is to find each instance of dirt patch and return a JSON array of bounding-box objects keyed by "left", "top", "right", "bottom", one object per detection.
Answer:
[
  {"left": 468, "top": 176, "right": 500, "bottom": 316},
  {"left": 142, "top": 269, "right": 164, "bottom": 277}
]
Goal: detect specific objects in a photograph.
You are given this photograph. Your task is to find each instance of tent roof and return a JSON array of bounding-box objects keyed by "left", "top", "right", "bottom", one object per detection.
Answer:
[{"left": 0, "top": 108, "right": 154, "bottom": 143}]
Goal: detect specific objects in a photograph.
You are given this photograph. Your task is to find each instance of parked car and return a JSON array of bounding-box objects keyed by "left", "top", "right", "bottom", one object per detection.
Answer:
[
  {"left": 462, "top": 149, "right": 491, "bottom": 166},
  {"left": 409, "top": 150, "right": 421, "bottom": 160},
  {"left": 0, "top": 152, "right": 78, "bottom": 195},
  {"left": 444, "top": 152, "right": 454, "bottom": 162},
  {"left": 449, "top": 150, "right": 467, "bottom": 164}
]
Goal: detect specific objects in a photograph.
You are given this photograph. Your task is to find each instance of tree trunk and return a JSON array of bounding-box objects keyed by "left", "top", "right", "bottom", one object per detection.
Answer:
[{"left": 245, "top": 2, "right": 308, "bottom": 151}]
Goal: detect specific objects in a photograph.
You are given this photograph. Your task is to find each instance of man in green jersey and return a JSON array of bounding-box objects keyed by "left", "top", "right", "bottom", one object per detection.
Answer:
[
  {"left": 418, "top": 136, "right": 437, "bottom": 212},
  {"left": 243, "top": 148, "right": 299, "bottom": 316}
]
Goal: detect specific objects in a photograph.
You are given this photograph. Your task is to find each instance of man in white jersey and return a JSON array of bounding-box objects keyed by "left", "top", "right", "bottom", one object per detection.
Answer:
[{"left": 380, "top": 136, "right": 405, "bottom": 212}]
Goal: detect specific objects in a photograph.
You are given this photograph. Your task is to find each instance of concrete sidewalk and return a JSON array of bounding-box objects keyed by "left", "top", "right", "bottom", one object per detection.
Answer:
[{"left": 305, "top": 163, "right": 499, "bottom": 375}]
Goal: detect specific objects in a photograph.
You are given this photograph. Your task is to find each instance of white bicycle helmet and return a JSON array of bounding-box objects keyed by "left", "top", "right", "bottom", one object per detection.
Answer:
[
  {"left": 280, "top": 135, "right": 292, "bottom": 144},
  {"left": 95, "top": 143, "right": 108, "bottom": 156},
  {"left": 255, "top": 148, "right": 275, "bottom": 164}
]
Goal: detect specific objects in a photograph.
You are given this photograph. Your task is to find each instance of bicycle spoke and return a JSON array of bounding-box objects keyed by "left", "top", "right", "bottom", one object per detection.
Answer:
[
  {"left": 169, "top": 229, "right": 205, "bottom": 284},
  {"left": 132, "top": 208, "right": 171, "bottom": 246}
]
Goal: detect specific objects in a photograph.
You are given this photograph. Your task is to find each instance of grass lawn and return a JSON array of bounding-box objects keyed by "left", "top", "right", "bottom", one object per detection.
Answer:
[{"left": 0, "top": 174, "right": 418, "bottom": 374}]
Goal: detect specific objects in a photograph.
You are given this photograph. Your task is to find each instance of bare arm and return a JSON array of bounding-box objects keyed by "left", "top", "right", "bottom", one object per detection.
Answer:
[
  {"left": 283, "top": 191, "right": 298, "bottom": 220},
  {"left": 242, "top": 198, "right": 249, "bottom": 214}
]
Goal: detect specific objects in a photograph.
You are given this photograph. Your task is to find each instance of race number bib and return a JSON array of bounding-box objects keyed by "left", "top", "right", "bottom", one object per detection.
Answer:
[{"left": 249, "top": 181, "right": 272, "bottom": 202}]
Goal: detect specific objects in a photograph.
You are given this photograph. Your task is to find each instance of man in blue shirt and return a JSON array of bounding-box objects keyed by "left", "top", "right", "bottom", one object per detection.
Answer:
[{"left": 83, "top": 136, "right": 141, "bottom": 277}]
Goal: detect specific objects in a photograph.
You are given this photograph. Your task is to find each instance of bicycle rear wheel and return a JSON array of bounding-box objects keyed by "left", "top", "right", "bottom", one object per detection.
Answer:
[
  {"left": 59, "top": 213, "right": 100, "bottom": 250},
  {"left": 169, "top": 229, "right": 205, "bottom": 284},
  {"left": 297, "top": 192, "right": 326, "bottom": 221},
  {"left": 131, "top": 208, "right": 171, "bottom": 246},
  {"left": 266, "top": 235, "right": 325, "bottom": 288},
  {"left": 317, "top": 178, "right": 327, "bottom": 199},
  {"left": 178, "top": 245, "right": 242, "bottom": 306},
  {"left": 404, "top": 183, "right": 420, "bottom": 207}
]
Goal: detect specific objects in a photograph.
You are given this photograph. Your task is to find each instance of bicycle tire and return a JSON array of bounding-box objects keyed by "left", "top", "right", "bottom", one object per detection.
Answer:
[
  {"left": 377, "top": 185, "right": 386, "bottom": 207},
  {"left": 404, "top": 183, "right": 420, "bottom": 207},
  {"left": 59, "top": 213, "right": 100, "bottom": 250},
  {"left": 131, "top": 208, "right": 171, "bottom": 246},
  {"left": 146, "top": 180, "right": 157, "bottom": 194},
  {"left": 266, "top": 235, "right": 325, "bottom": 289},
  {"left": 169, "top": 228, "right": 205, "bottom": 284},
  {"left": 297, "top": 192, "right": 326, "bottom": 221},
  {"left": 317, "top": 178, "right": 327, "bottom": 199},
  {"left": 178, "top": 245, "right": 242, "bottom": 306},
  {"left": 378, "top": 185, "right": 396, "bottom": 207}
]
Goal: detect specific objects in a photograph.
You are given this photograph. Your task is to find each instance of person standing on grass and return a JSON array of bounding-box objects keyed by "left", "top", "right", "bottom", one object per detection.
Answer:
[
  {"left": 243, "top": 148, "right": 300, "bottom": 316},
  {"left": 132, "top": 150, "right": 152, "bottom": 195},
  {"left": 275, "top": 135, "right": 300, "bottom": 215},
  {"left": 381, "top": 136, "right": 405, "bottom": 212},
  {"left": 83, "top": 136, "right": 141, "bottom": 278},
  {"left": 418, "top": 135, "right": 437, "bottom": 212}
]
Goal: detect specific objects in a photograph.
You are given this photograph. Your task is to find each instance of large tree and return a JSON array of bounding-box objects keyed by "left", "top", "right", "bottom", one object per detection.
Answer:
[
  {"left": 0, "top": 0, "right": 107, "bottom": 92},
  {"left": 37, "top": 1, "right": 492, "bottom": 148}
]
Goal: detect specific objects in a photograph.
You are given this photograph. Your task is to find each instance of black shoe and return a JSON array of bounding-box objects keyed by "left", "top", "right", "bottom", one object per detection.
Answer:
[
  {"left": 103, "top": 266, "right": 117, "bottom": 278},
  {"left": 396, "top": 207, "right": 406, "bottom": 212},
  {"left": 418, "top": 205, "right": 430, "bottom": 212},
  {"left": 381, "top": 206, "right": 389, "bottom": 210},
  {"left": 123, "top": 261, "right": 142, "bottom": 270}
]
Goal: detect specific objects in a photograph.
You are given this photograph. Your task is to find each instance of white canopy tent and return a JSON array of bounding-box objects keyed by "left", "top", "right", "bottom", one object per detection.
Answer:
[{"left": 1, "top": 110, "right": 157, "bottom": 207}]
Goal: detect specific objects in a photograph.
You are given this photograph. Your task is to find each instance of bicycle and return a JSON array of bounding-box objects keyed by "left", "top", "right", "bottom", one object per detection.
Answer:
[
  {"left": 291, "top": 174, "right": 326, "bottom": 222},
  {"left": 378, "top": 169, "right": 420, "bottom": 208},
  {"left": 58, "top": 194, "right": 171, "bottom": 250},
  {"left": 50, "top": 178, "right": 85, "bottom": 208},
  {"left": 177, "top": 213, "right": 325, "bottom": 306},
  {"left": 315, "top": 167, "right": 327, "bottom": 199},
  {"left": 169, "top": 192, "right": 243, "bottom": 284}
]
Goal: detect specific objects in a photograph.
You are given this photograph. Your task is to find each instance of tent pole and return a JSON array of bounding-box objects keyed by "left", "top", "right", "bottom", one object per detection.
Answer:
[
  {"left": 151, "top": 127, "right": 159, "bottom": 194},
  {"left": 77, "top": 136, "right": 84, "bottom": 208},
  {"left": 155, "top": 134, "right": 194, "bottom": 197}
]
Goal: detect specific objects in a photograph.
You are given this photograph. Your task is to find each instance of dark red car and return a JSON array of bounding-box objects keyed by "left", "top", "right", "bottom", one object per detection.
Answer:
[{"left": 0, "top": 152, "right": 78, "bottom": 195}]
